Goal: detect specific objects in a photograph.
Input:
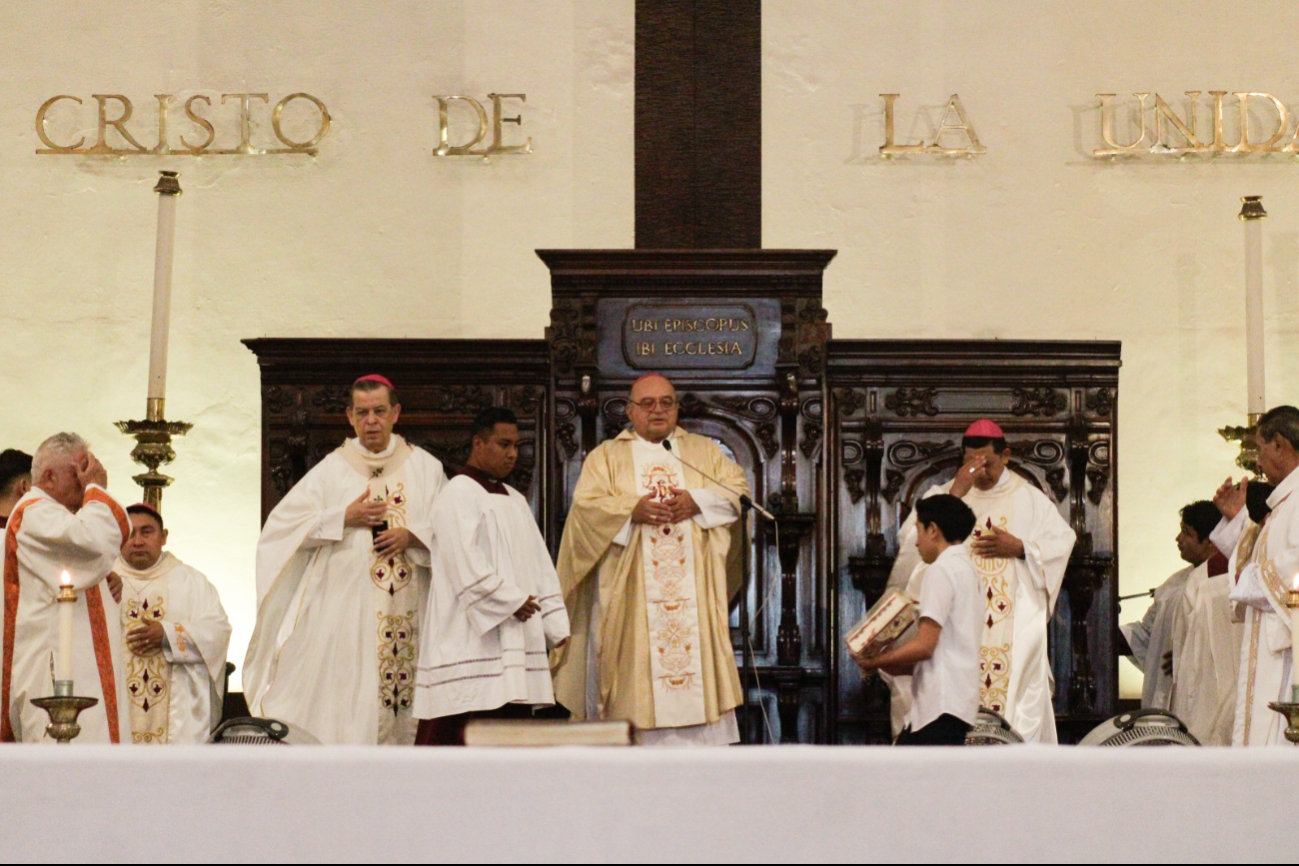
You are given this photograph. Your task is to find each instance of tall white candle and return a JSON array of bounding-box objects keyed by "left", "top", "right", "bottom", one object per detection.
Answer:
[
  {"left": 1241, "top": 196, "right": 1267, "bottom": 415},
  {"left": 56, "top": 570, "right": 73, "bottom": 684},
  {"left": 147, "top": 172, "right": 182, "bottom": 402}
]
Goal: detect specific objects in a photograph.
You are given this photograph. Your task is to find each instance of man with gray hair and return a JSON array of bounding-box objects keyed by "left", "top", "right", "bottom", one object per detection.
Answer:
[
  {"left": 1230, "top": 405, "right": 1299, "bottom": 745},
  {"left": 2, "top": 433, "right": 131, "bottom": 743}
]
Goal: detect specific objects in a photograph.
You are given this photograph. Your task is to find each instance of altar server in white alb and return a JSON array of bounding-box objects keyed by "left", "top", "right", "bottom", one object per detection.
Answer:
[
  {"left": 244, "top": 375, "right": 447, "bottom": 744},
  {"left": 2, "top": 433, "right": 130, "bottom": 743},
  {"left": 553, "top": 373, "right": 748, "bottom": 745},
  {"left": 1228, "top": 406, "right": 1299, "bottom": 746},
  {"left": 414, "top": 408, "right": 570, "bottom": 745},
  {"left": 856, "top": 494, "right": 982, "bottom": 746},
  {"left": 1164, "top": 500, "right": 1237, "bottom": 744},
  {"left": 114, "top": 503, "right": 231, "bottom": 744},
  {"left": 1119, "top": 501, "right": 1222, "bottom": 713},
  {"left": 895, "top": 419, "right": 1076, "bottom": 742}
]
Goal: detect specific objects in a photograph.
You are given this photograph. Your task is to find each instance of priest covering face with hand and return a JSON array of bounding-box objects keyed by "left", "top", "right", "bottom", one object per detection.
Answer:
[
  {"left": 2, "top": 433, "right": 130, "bottom": 743},
  {"left": 243, "top": 375, "right": 447, "bottom": 744},
  {"left": 553, "top": 373, "right": 749, "bottom": 746},
  {"left": 895, "top": 419, "right": 1076, "bottom": 743},
  {"left": 114, "top": 503, "right": 231, "bottom": 744},
  {"left": 1227, "top": 406, "right": 1299, "bottom": 746},
  {"left": 413, "top": 408, "right": 570, "bottom": 745}
]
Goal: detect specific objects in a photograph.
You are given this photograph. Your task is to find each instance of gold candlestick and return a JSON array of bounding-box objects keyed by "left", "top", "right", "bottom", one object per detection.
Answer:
[
  {"left": 1218, "top": 412, "right": 1263, "bottom": 477},
  {"left": 1268, "top": 701, "right": 1299, "bottom": 744},
  {"left": 31, "top": 695, "right": 99, "bottom": 744},
  {"left": 115, "top": 397, "right": 193, "bottom": 510}
]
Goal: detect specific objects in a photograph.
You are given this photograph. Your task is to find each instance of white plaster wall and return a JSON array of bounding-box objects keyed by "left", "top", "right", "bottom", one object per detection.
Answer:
[
  {"left": 764, "top": 0, "right": 1299, "bottom": 698},
  {"left": 0, "top": 0, "right": 634, "bottom": 689}
]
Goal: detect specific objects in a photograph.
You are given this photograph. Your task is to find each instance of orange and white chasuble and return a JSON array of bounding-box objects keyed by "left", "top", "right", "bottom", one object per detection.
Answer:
[{"left": 2, "top": 485, "right": 130, "bottom": 744}]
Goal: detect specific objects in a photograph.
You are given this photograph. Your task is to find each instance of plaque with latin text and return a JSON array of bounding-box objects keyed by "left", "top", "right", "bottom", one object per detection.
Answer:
[{"left": 596, "top": 298, "right": 780, "bottom": 377}]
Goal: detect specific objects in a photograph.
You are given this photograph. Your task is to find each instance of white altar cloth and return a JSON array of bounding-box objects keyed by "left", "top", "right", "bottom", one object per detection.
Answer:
[{"left": 0, "top": 745, "right": 1294, "bottom": 862}]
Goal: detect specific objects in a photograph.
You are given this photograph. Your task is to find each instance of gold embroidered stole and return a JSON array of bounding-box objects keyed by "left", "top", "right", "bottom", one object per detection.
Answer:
[
  {"left": 121, "top": 565, "right": 175, "bottom": 744},
  {"left": 966, "top": 479, "right": 1021, "bottom": 716},
  {"left": 631, "top": 437, "right": 708, "bottom": 728},
  {"left": 340, "top": 439, "right": 419, "bottom": 743}
]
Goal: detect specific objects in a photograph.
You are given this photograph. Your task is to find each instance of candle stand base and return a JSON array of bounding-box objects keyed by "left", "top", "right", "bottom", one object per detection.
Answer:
[
  {"left": 1218, "top": 413, "right": 1263, "bottom": 477},
  {"left": 1267, "top": 702, "right": 1299, "bottom": 744},
  {"left": 31, "top": 695, "right": 99, "bottom": 744}
]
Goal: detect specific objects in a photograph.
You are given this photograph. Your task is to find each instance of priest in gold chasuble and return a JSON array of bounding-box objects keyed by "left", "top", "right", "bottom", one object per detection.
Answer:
[
  {"left": 895, "top": 419, "right": 1076, "bottom": 743},
  {"left": 244, "top": 376, "right": 447, "bottom": 744},
  {"left": 553, "top": 374, "right": 748, "bottom": 745}
]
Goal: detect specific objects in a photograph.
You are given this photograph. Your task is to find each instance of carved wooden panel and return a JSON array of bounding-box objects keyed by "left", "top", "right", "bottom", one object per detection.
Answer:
[
  {"left": 243, "top": 339, "right": 551, "bottom": 526},
  {"left": 827, "top": 340, "right": 1120, "bottom": 744}
]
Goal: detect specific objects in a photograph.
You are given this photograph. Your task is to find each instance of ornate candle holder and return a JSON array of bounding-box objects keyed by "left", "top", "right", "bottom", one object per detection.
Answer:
[
  {"left": 115, "top": 397, "right": 193, "bottom": 510},
  {"left": 31, "top": 695, "right": 98, "bottom": 744},
  {"left": 1268, "top": 702, "right": 1299, "bottom": 744},
  {"left": 1218, "top": 412, "right": 1263, "bottom": 477}
]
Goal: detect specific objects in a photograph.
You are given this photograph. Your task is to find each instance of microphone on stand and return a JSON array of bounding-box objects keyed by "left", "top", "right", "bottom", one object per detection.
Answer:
[{"left": 662, "top": 439, "right": 777, "bottom": 522}]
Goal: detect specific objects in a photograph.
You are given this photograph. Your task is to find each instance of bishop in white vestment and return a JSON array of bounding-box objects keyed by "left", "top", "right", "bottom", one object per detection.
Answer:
[
  {"left": 414, "top": 409, "right": 570, "bottom": 744},
  {"left": 244, "top": 376, "right": 447, "bottom": 744},
  {"left": 114, "top": 503, "right": 231, "bottom": 744},
  {"left": 2, "top": 434, "right": 129, "bottom": 743},
  {"left": 553, "top": 374, "right": 747, "bottom": 746},
  {"left": 1229, "top": 407, "right": 1299, "bottom": 746},
  {"left": 895, "top": 419, "right": 1076, "bottom": 743}
]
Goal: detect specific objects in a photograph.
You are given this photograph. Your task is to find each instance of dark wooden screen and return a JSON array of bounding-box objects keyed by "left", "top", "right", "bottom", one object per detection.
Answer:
[
  {"left": 242, "top": 338, "right": 551, "bottom": 524},
  {"left": 826, "top": 340, "right": 1121, "bottom": 744},
  {"left": 244, "top": 314, "right": 1121, "bottom": 744}
]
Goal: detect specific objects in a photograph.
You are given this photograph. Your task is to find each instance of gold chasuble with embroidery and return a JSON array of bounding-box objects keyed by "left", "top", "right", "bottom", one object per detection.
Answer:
[
  {"left": 116, "top": 553, "right": 231, "bottom": 744},
  {"left": 897, "top": 470, "right": 1076, "bottom": 742},
  {"left": 553, "top": 427, "right": 747, "bottom": 737},
  {"left": 244, "top": 435, "right": 446, "bottom": 744}
]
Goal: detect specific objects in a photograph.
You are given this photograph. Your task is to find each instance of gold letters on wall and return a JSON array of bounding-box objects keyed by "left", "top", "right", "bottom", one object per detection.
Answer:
[
  {"left": 36, "top": 93, "right": 331, "bottom": 156},
  {"left": 432, "top": 94, "right": 531, "bottom": 157},
  {"left": 879, "top": 94, "right": 986, "bottom": 156},
  {"left": 1095, "top": 91, "right": 1299, "bottom": 157}
]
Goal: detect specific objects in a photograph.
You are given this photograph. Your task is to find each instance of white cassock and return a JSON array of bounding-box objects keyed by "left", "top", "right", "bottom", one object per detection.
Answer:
[
  {"left": 1119, "top": 565, "right": 1192, "bottom": 711},
  {"left": 244, "top": 435, "right": 446, "bottom": 744},
  {"left": 413, "top": 469, "right": 570, "bottom": 719},
  {"left": 1167, "top": 558, "right": 1241, "bottom": 744},
  {"left": 898, "top": 470, "right": 1076, "bottom": 742},
  {"left": 1229, "top": 470, "right": 1299, "bottom": 746},
  {"left": 114, "top": 552, "right": 231, "bottom": 744},
  {"left": 2, "top": 485, "right": 130, "bottom": 744}
]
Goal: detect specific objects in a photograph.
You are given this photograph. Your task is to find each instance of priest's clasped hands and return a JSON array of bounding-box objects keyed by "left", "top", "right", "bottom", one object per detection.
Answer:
[
  {"left": 344, "top": 489, "right": 426, "bottom": 558},
  {"left": 631, "top": 488, "right": 701, "bottom": 526},
  {"left": 126, "top": 621, "right": 165, "bottom": 655}
]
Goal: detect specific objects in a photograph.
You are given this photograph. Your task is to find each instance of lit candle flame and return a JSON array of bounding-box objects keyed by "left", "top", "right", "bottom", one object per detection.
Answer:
[{"left": 60, "top": 570, "right": 71, "bottom": 587}]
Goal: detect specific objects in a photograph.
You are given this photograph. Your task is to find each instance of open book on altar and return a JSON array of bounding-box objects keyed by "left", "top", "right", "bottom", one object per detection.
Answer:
[{"left": 845, "top": 587, "right": 917, "bottom": 661}]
